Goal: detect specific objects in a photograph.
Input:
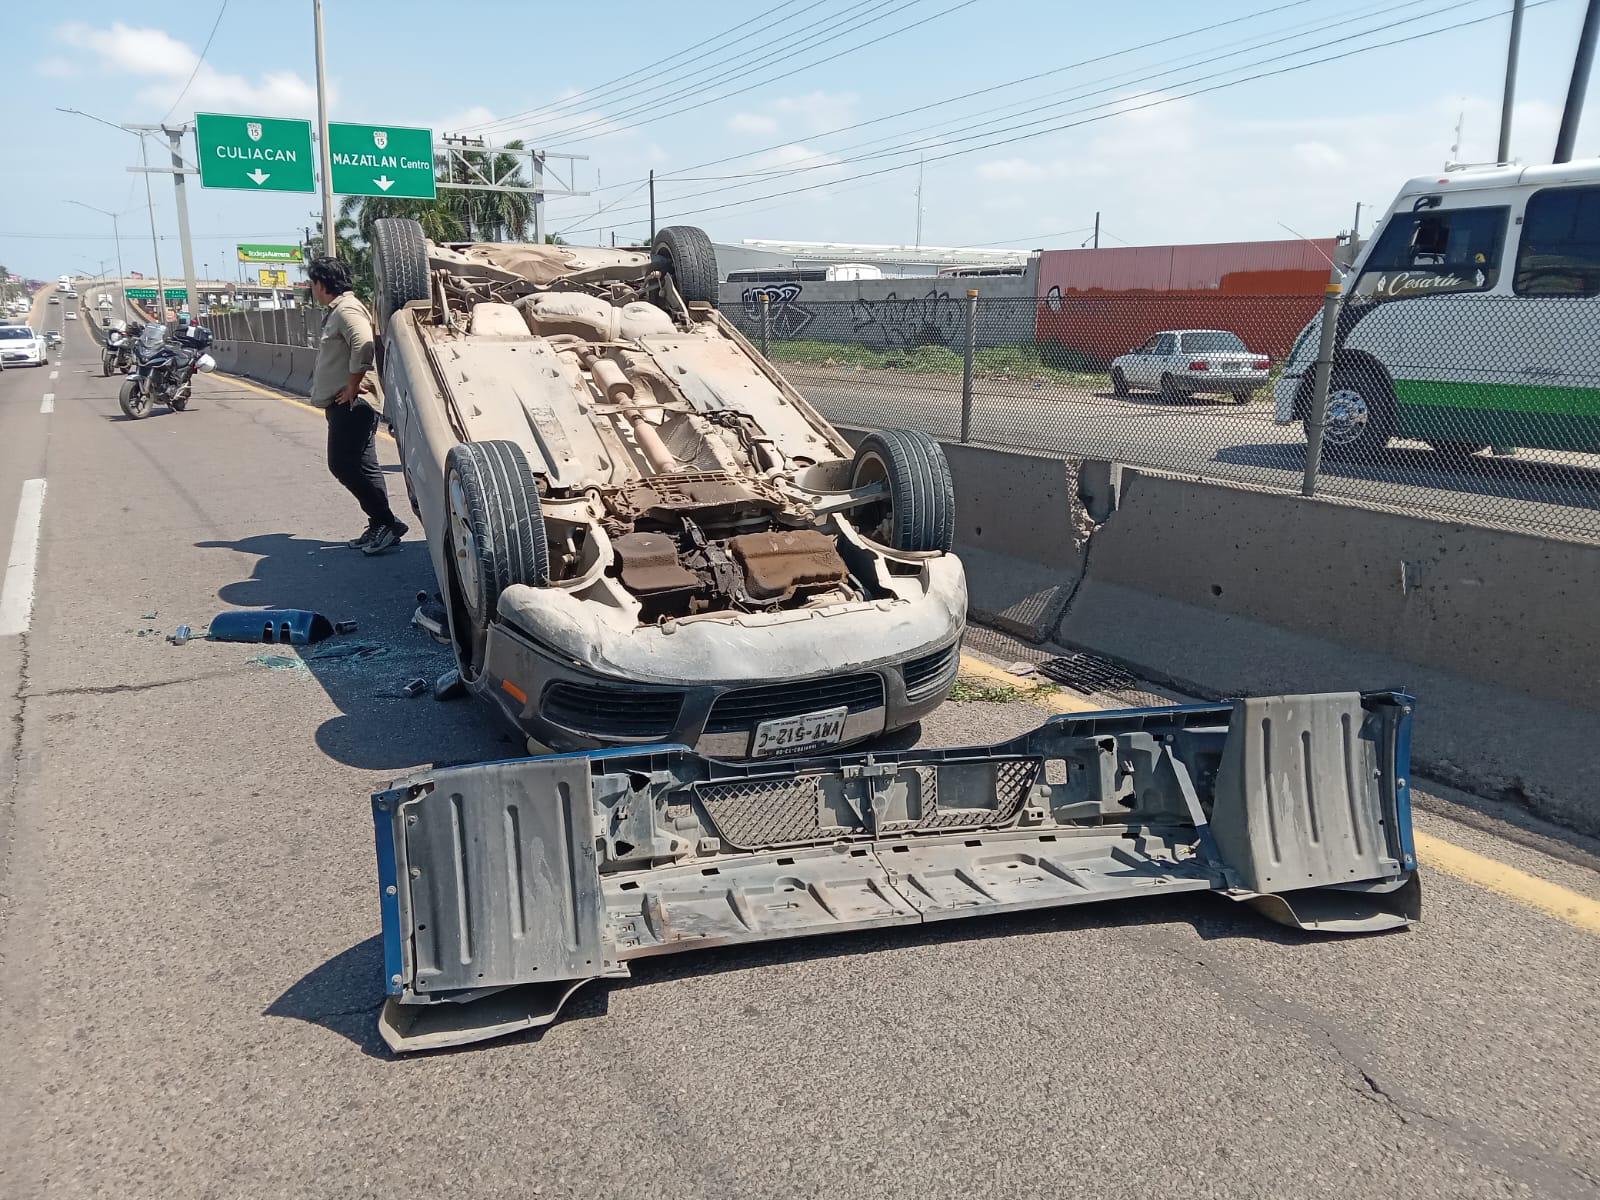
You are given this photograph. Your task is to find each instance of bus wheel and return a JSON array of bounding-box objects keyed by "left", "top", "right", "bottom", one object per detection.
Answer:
[
  {"left": 1425, "top": 440, "right": 1489, "bottom": 459},
  {"left": 1312, "top": 365, "right": 1394, "bottom": 460}
]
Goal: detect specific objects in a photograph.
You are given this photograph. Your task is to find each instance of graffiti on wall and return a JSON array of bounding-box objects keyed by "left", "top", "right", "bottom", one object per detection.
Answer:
[
  {"left": 740, "top": 284, "right": 815, "bottom": 338},
  {"left": 848, "top": 289, "right": 960, "bottom": 349}
]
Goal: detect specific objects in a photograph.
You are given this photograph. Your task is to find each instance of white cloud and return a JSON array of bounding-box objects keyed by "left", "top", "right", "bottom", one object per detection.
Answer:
[
  {"left": 35, "top": 57, "right": 78, "bottom": 79},
  {"left": 1291, "top": 141, "right": 1347, "bottom": 171},
  {"left": 772, "top": 91, "right": 859, "bottom": 135},
  {"left": 728, "top": 112, "right": 779, "bottom": 135},
  {"left": 54, "top": 21, "right": 320, "bottom": 118}
]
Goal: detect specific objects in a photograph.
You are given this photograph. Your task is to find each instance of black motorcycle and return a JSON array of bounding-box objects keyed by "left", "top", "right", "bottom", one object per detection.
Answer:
[
  {"left": 101, "top": 326, "right": 136, "bottom": 376},
  {"left": 118, "top": 324, "right": 215, "bottom": 419}
]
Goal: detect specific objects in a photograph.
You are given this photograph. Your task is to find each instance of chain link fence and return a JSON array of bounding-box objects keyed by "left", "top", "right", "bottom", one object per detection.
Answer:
[{"left": 726, "top": 291, "right": 1600, "bottom": 541}]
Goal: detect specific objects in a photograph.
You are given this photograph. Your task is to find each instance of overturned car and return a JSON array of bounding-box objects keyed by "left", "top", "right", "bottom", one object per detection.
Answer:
[{"left": 372, "top": 219, "right": 964, "bottom": 757}]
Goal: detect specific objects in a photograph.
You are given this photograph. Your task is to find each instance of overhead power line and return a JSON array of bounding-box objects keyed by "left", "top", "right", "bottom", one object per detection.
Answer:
[
  {"left": 486, "top": 0, "right": 980, "bottom": 148},
  {"left": 611, "top": 0, "right": 1490, "bottom": 217},
  {"left": 585, "top": 0, "right": 1321, "bottom": 196},
  {"left": 480, "top": 0, "right": 814, "bottom": 133},
  {"left": 555, "top": 1, "right": 1549, "bottom": 238},
  {"left": 163, "top": 0, "right": 230, "bottom": 122}
]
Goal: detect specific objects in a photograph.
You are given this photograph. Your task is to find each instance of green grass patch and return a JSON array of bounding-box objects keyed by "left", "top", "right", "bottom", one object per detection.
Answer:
[
  {"left": 767, "top": 338, "right": 1105, "bottom": 389},
  {"left": 948, "top": 674, "right": 1061, "bottom": 704}
]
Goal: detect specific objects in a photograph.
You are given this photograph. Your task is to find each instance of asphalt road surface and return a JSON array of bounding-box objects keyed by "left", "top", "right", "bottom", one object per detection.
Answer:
[
  {"left": 788, "top": 364, "right": 1600, "bottom": 541},
  {"left": 1, "top": 315, "right": 1598, "bottom": 1198}
]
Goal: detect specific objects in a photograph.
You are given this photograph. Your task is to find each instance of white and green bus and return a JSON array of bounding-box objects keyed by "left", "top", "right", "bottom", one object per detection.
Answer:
[{"left": 1275, "top": 159, "right": 1600, "bottom": 459}]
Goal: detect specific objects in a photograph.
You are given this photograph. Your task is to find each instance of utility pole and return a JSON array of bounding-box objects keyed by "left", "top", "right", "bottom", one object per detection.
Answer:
[
  {"left": 648, "top": 170, "right": 656, "bottom": 240},
  {"left": 1556, "top": 0, "right": 1600, "bottom": 163},
  {"left": 914, "top": 155, "right": 924, "bottom": 249},
  {"left": 137, "top": 133, "right": 168, "bottom": 321},
  {"left": 1093, "top": 210, "right": 1100, "bottom": 249},
  {"left": 162, "top": 124, "right": 199, "bottom": 317},
  {"left": 313, "top": 0, "right": 337, "bottom": 258},
  {"left": 1498, "top": 0, "right": 1526, "bottom": 164}
]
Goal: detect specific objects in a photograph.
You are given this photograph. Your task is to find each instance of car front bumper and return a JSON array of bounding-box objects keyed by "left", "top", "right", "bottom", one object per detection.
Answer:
[
  {"left": 479, "top": 555, "right": 968, "bottom": 756},
  {"left": 1274, "top": 371, "right": 1305, "bottom": 423},
  {"left": 372, "top": 690, "right": 1422, "bottom": 1052}
]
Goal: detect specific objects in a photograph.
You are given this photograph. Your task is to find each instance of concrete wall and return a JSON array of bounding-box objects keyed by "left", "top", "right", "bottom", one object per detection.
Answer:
[{"left": 719, "top": 261, "right": 1039, "bottom": 353}]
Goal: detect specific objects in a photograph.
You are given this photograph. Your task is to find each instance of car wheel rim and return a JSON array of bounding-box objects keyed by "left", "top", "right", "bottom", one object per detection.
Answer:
[
  {"left": 852, "top": 452, "right": 893, "bottom": 544},
  {"left": 1323, "top": 388, "right": 1368, "bottom": 445},
  {"left": 448, "top": 473, "right": 485, "bottom": 618}
]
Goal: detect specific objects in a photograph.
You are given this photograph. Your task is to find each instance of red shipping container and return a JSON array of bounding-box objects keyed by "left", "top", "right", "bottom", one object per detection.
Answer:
[{"left": 1033, "top": 237, "right": 1337, "bottom": 366}]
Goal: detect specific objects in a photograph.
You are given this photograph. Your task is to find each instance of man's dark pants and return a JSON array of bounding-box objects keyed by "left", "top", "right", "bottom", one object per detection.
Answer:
[{"left": 325, "top": 401, "right": 398, "bottom": 526}]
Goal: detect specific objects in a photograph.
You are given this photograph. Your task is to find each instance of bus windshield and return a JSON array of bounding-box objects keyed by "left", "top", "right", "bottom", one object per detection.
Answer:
[{"left": 1352, "top": 204, "right": 1508, "bottom": 301}]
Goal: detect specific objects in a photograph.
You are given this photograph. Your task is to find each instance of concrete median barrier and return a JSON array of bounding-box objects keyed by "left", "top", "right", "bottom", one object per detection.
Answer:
[
  {"left": 283, "top": 347, "right": 315, "bottom": 396},
  {"left": 841, "top": 424, "right": 1599, "bottom": 830}
]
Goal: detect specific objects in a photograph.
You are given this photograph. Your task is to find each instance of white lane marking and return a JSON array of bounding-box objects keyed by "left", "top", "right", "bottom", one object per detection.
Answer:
[
  {"left": 48, "top": 370, "right": 58, "bottom": 381},
  {"left": 0, "top": 479, "right": 47, "bottom": 638},
  {"left": 39, "top": 394, "right": 54, "bottom": 415}
]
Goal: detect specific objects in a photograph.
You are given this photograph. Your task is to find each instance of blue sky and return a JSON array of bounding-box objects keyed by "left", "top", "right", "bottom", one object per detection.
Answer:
[{"left": 2, "top": 0, "right": 1596, "bottom": 281}]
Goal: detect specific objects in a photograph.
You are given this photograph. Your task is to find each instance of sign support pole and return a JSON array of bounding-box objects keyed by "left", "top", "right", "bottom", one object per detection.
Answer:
[{"left": 313, "top": 0, "right": 338, "bottom": 258}]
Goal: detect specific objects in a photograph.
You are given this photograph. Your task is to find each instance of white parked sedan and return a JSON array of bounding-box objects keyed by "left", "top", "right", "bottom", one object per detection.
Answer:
[
  {"left": 0, "top": 325, "right": 47, "bottom": 367},
  {"left": 1111, "top": 329, "right": 1270, "bottom": 403}
]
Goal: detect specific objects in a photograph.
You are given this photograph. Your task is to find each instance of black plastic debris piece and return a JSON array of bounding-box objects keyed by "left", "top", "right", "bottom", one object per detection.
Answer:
[{"left": 209, "top": 609, "right": 336, "bottom": 646}]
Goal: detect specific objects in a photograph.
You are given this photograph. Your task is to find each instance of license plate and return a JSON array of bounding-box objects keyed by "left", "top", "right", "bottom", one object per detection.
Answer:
[{"left": 751, "top": 706, "right": 849, "bottom": 758}]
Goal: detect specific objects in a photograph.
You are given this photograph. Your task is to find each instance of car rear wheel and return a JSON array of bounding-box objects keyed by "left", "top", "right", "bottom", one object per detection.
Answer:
[
  {"left": 1111, "top": 367, "right": 1129, "bottom": 396},
  {"left": 651, "top": 225, "right": 718, "bottom": 306},
  {"left": 370, "top": 217, "right": 430, "bottom": 336},
  {"left": 444, "top": 440, "right": 550, "bottom": 678},
  {"left": 849, "top": 429, "right": 955, "bottom": 554}
]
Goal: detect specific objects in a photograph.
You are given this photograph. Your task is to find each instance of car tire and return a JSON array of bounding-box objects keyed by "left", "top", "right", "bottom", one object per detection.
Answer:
[
  {"left": 849, "top": 428, "right": 955, "bottom": 554},
  {"left": 651, "top": 225, "right": 719, "bottom": 306},
  {"left": 1111, "top": 367, "right": 1129, "bottom": 397},
  {"left": 1311, "top": 361, "right": 1395, "bottom": 460},
  {"left": 1159, "top": 373, "right": 1183, "bottom": 402},
  {"left": 445, "top": 440, "right": 550, "bottom": 658},
  {"left": 118, "top": 378, "right": 152, "bottom": 420},
  {"left": 370, "top": 217, "right": 430, "bottom": 336}
]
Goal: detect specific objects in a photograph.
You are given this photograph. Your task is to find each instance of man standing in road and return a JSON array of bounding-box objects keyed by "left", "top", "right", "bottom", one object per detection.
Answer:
[{"left": 307, "top": 256, "right": 407, "bottom": 554}]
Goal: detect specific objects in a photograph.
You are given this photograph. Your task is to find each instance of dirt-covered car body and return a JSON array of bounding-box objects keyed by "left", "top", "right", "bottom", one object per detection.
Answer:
[{"left": 373, "top": 221, "right": 966, "bottom": 756}]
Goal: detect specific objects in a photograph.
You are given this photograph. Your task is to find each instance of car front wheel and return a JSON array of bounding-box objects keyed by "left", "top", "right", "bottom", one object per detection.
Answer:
[
  {"left": 1309, "top": 364, "right": 1395, "bottom": 460},
  {"left": 1111, "top": 367, "right": 1129, "bottom": 396}
]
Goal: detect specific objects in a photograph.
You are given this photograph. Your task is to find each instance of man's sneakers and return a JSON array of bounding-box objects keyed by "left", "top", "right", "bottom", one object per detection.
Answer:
[
  {"left": 362, "top": 520, "right": 409, "bottom": 556},
  {"left": 346, "top": 521, "right": 383, "bottom": 549}
]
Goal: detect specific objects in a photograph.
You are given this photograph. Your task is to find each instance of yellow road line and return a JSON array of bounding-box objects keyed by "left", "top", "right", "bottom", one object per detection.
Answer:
[
  {"left": 1413, "top": 830, "right": 1600, "bottom": 935},
  {"left": 214, "top": 371, "right": 395, "bottom": 441},
  {"left": 959, "top": 651, "right": 1600, "bottom": 935}
]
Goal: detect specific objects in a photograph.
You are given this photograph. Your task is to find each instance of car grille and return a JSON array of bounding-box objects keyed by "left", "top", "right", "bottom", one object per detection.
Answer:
[
  {"left": 902, "top": 643, "right": 960, "bottom": 702},
  {"left": 541, "top": 681, "right": 684, "bottom": 740},
  {"left": 704, "top": 673, "right": 885, "bottom": 734}
]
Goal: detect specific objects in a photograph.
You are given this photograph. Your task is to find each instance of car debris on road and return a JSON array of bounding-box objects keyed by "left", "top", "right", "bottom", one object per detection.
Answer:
[{"left": 373, "top": 689, "right": 1422, "bottom": 1053}]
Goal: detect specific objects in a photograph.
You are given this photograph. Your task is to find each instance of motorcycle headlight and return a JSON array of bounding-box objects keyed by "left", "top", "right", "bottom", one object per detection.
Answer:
[{"left": 195, "top": 353, "right": 217, "bottom": 373}]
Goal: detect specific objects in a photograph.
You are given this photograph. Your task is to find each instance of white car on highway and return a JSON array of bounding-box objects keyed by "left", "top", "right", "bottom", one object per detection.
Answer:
[
  {"left": 1111, "top": 329, "right": 1271, "bottom": 403},
  {"left": 0, "top": 325, "right": 47, "bottom": 367}
]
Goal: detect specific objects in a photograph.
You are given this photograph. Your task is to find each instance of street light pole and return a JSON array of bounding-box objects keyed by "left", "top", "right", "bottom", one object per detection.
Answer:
[
  {"left": 162, "top": 124, "right": 199, "bottom": 318},
  {"left": 1556, "top": 0, "right": 1600, "bottom": 163},
  {"left": 137, "top": 134, "right": 169, "bottom": 322},
  {"left": 313, "top": 0, "right": 338, "bottom": 259},
  {"left": 66, "top": 201, "right": 127, "bottom": 293},
  {"left": 1497, "top": 0, "right": 1526, "bottom": 164}
]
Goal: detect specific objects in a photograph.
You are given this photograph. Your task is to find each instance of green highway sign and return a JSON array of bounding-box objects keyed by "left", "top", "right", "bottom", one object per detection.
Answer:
[
  {"left": 125, "top": 287, "right": 189, "bottom": 300},
  {"left": 328, "top": 122, "right": 435, "bottom": 198},
  {"left": 237, "top": 243, "right": 304, "bottom": 263},
  {"left": 195, "top": 112, "right": 315, "bottom": 193}
]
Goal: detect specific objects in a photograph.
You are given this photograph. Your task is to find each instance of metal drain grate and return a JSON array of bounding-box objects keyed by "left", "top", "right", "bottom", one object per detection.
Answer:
[{"left": 1037, "top": 651, "right": 1139, "bottom": 695}]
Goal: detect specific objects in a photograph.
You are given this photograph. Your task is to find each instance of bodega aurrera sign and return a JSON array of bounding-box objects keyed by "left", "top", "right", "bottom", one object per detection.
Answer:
[
  {"left": 194, "top": 113, "right": 316, "bottom": 193},
  {"left": 328, "top": 123, "right": 436, "bottom": 199}
]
